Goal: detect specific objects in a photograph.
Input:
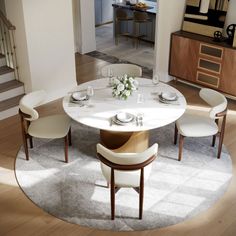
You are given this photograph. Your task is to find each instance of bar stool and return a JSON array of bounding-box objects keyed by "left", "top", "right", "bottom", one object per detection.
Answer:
[
  {"left": 133, "top": 11, "right": 153, "bottom": 48},
  {"left": 115, "top": 8, "right": 133, "bottom": 45}
]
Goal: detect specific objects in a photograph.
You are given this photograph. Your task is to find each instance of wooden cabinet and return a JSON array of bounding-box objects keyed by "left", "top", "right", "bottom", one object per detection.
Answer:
[
  {"left": 169, "top": 31, "right": 236, "bottom": 97},
  {"left": 170, "top": 35, "right": 199, "bottom": 82}
]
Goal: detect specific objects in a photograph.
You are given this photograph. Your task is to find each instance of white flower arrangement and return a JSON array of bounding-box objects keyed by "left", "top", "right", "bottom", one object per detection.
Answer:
[{"left": 112, "top": 74, "right": 138, "bottom": 100}]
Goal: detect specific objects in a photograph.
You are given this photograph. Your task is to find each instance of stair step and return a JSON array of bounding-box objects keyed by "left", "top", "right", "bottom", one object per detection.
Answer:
[
  {"left": 0, "top": 94, "right": 23, "bottom": 112},
  {"left": 0, "top": 57, "right": 6, "bottom": 67},
  {"left": 0, "top": 66, "right": 15, "bottom": 84},
  {"left": 0, "top": 80, "right": 24, "bottom": 102},
  {"left": 0, "top": 105, "right": 20, "bottom": 121},
  {"left": 0, "top": 66, "right": 14, "bottom": 75},
  {"left": 0, "top": 80, "right": 23, "bottom": 92}
]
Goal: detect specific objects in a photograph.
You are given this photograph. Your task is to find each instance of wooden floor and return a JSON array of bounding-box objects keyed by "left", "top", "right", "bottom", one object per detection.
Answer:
[{"left": 1, "top": 53, "right": 236, "bottom": 236}]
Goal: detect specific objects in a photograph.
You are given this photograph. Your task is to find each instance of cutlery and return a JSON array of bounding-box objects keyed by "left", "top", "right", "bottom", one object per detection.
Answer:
[
  {"left": 140, "top": 117, "right": 143, "bottom": 126},
  {"left": 136, "top": 114, "right": 144, "bottom": 126},
  {"left": 110, "top": 117, "right": 113, "bottom": 126}
]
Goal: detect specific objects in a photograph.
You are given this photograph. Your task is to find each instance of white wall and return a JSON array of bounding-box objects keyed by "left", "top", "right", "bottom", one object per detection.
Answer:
[
  {"left": 154, "top": 0, "right": 186, "bottom": 82},
  {"left": 73, "top": 0, "right": 96, "bottom": 54},
  {"left": 5, "top": 0, "right": 77, "bottom": 102},
  {"left": 225, "top": 0, "right": 236, "bottom": 27}
]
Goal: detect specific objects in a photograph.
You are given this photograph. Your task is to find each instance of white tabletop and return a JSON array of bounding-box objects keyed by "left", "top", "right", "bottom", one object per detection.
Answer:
[{"left": 63, "top": 78, "right": 187, "bottom": 132}]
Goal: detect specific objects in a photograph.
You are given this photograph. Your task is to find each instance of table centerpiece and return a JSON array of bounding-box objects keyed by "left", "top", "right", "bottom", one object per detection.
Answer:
[{"left": 111, "top": 74, "right": 139, "bottom": 100}]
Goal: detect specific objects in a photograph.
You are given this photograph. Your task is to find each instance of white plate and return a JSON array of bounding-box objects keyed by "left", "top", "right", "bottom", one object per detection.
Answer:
[
  {"left": 116, "top": 112, "right": 134, "bottom": 123},
  {"left": 72, "top": 91, "right": 87, "bottom": 101},
  {"left": 161, "top": 92, "right": 177, "bottom": 101},
  {"left": 112, "top": 116, "right": 135, "bottom": 126}
]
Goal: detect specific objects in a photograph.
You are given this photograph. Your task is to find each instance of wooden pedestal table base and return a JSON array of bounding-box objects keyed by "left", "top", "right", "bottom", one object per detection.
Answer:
[{"left": 100, "top": 130, "right": 149, "bottom": 153}]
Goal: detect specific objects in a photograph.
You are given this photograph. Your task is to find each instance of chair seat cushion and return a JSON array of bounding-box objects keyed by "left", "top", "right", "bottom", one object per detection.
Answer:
[
  {"left": 101, "top": 163, "right": 152, "bottom": 188},
  {"left": 28, "top": 115, "right": 71, "bottom": 139},
  {"left": 176, "top": 114, "right": 218, "bottom": 137}
]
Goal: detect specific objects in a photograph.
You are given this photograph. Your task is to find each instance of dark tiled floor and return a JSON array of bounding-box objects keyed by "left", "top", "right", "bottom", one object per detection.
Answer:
[{"left": 86, "top": 51, "right": 153, "bottom": 79}]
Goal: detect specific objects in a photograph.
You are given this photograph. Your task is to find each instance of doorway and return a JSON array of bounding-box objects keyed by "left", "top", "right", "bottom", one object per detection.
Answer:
[{"left": 90, "top": 0, "right": 158, "bottom": 78}]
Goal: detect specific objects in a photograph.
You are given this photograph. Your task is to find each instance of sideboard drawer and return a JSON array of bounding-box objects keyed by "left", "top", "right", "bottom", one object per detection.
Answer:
[
  {"left": 199, "top": 43, "right": 223, "bottom": 60},
  {"left": 198, "top": 58, "right": 221, "bottom": 74},
  {"left": 196, "top": 71, "right": 220, "bottom": 88}
]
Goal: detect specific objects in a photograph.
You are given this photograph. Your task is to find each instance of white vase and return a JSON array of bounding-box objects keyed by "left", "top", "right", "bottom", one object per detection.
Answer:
[{"left": 200, "top": 0, "right": 211, "bottom": 13}]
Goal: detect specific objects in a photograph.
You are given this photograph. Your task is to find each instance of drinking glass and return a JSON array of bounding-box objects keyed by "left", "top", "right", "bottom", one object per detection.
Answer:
[
  {"left": 137, "top": 113, "right": 144, "bottom": 126},
  {"left": 137, "top": 93, "right": 145, "bottom": 104},
  {"left": 108, "top": 68, "right": 114, "bottom": 86},
  {"left": 87, "top": 86, "right": 94, "bottom": 98},
  {"left": 152, "top": 74, "right": 160, "bottom": 85}
]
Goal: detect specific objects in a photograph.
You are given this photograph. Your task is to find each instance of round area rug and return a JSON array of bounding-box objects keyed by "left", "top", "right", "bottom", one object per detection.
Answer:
[{"left": 15, "top": 121, "right": 232, "bottom": 231}]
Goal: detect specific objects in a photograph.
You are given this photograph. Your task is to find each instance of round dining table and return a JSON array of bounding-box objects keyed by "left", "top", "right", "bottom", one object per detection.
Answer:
[{"left": 63, "top": 78, "right": 187, "bottom": 152}]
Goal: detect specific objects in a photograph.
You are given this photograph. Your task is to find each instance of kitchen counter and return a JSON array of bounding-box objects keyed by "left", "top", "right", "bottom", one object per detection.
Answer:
[
  {"left": 112, "top": 1, "right": 157, "bottom": 15},
  {"left": 112, "top": 1, "right": 157, "bottom": 43}
]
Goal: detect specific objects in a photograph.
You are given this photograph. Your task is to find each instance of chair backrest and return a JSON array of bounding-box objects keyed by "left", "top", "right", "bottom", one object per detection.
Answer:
[
  {"left": 116, "top": 8, "right": 128, "bottom": 20},
  {"left": 97, "top": 143, "right": 158, "bottom": 168},
  {"left": 134, "top": 11, "right": 149, "bottom": 22},
  {"left": 19, "top": 90, "right": 46, "bottom": 121},
  {"left": 199, "top": 88, "right": 227, "bottom": 119},
  {"left": 101, "top": 64, "right": 142, "bottom": 78}
]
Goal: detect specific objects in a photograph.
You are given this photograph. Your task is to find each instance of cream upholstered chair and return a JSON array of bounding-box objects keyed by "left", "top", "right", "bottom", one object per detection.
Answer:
[
  {"left": 19, "top": 90, "right": 72, "bottom": 163},
  {"left": 174, "top": 88, "right": 227, "bottom": 161},
  {"left": 96, "top": 143, "right": 158, "bottom": 220},
  {"left": 101, "top": 64, "right": 142, "bottom": 78}
]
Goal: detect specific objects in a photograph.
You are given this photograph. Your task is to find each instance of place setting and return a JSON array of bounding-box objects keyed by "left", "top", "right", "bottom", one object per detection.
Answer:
[
  {"left": 158, "top": 91, "right": 180, "bottom": 105},
  {"left": 69, "top": 86, "right": 94, "bottom": 107},
  {"left": 110, "top": 112, "right": 144, "bottom": 127}
]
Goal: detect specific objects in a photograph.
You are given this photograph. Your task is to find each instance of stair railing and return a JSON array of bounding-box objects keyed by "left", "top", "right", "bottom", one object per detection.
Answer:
[{"left": 0, "top": 10, "right": 19, "bottom": 80}]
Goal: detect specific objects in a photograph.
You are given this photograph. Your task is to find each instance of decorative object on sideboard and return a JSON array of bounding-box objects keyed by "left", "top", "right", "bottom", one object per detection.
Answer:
[
  {"left": 182, "top": 0, "right": 229, "bottom": 37},
  {"left": 213, "top": 30, "right": 223, "bottom": 42},
  {"left": 200, "top": 0, "right": 211, "bottom": 13},
  {"left": 226, "top": 24, "right": 236, "bottom": 45},
  {"left": 233, "top": 29, "right": 236, "bottom": 48}
]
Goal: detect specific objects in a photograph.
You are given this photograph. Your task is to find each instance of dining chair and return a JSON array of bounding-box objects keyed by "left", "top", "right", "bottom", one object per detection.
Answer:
[
  {"left": 133, "top": 11, "right": 153, "bottom": 48},
  {"left": 174, "top": 88, "right": 228, "bottom": 161},
  {"left": 96, "top": 143, "right": 158, "bottom": 220},
  {"left": 19, "top": 90, "right": 72, "bottom": 163},
  {"left": 101, "top": 64, "right": 142, "bottom": 78},
  {"left": 115, "top": 8, "right": 133, "bottom": 45}
]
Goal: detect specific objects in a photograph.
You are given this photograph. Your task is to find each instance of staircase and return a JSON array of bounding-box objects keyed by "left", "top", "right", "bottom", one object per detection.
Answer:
[{"left": 0, "top": 10, "right": 24, "bottom": 120}]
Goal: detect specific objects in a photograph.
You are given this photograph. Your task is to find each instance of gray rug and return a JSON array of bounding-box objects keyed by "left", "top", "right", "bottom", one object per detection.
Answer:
[{"left": 15, "top": 121, "right": 232, "bottom": 231}]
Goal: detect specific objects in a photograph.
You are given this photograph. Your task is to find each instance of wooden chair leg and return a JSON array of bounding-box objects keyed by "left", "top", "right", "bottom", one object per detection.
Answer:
[
  {"left": 212, "top": 134, "right": 217, "bottom": 147},
  {"left": 20, "top": 116, "right": 29, "bottom": 161},
  {"left": 217, "top": 115, "right": 226, "bottom": 159},
  {"left": 29, "top": 136, "right": 33, "bottom": 149},
  {"left": 178, "top": 134, "right": 184, "bottom": 161},
  {"left": 64, "top": 135, "right": 68, "bottom": 163},
  {"left": 22, "top": 133, "right": 29, "bottom": 161},
  {"left": 174, "top": 123, "right": 178, "bottom": 145},
  {"left": 111, "top": 168, "right": 115, "bottom": 220},
  {"left": 139, "top": 168, "right": 144, "bottom": 220},
  {"left": 68, "top": 128, "right": 72, "bottom": 146},
  {"left": 212, "top": 119, "right": 218, "bottom": 147}
]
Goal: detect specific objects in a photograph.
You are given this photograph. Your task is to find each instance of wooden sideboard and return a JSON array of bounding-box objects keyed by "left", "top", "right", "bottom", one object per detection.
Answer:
[{"left": 169, "top": 31, "right": 236, "bottom": 97}]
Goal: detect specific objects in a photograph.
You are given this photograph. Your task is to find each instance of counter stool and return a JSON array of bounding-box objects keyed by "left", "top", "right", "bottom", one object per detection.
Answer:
[
  {"left": 115, "top": 8, "right": 133, "bottom": 45},
  {"left": 133, "top": 11, "right": 153, "bottom": 48}
]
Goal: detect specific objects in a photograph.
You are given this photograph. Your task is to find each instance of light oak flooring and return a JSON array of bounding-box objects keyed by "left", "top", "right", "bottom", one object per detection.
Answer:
[{"left": 1, "top": 53, "right": 236, "bottom": 236}]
